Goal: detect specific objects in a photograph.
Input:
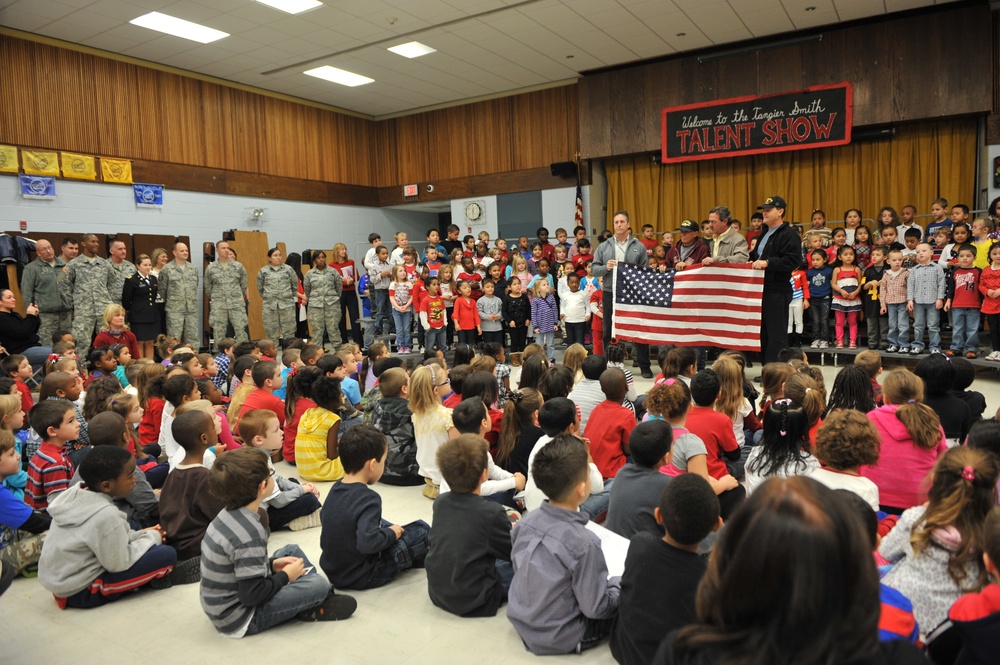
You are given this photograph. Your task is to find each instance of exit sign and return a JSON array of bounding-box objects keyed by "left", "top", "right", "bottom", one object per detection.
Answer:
[{"left": 403, "top": 184, "right": 418, "bottom": 197}]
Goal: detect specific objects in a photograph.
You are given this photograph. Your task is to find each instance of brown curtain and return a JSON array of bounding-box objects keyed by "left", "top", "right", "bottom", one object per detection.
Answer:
[{"left": 605, "top": 118, "right": 978, "bottom": 231}]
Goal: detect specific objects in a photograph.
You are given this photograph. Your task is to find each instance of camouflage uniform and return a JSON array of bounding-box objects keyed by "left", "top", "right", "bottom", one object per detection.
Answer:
[
  {"left": 256, "top": 264, "right": 297, "bottom": 341},
  {"left": 20, "top": 256, "right": 71, "bottom": 344},
  {"left": 303, "top": 266, "right": 343, "bottom": 350},
  {"left": 107, "top": 259, "right": 137, "bottom": 305},
  {"left": 61, "top": 255, "right": 114, "bottom": 357},
  {"left": 204, "top": 259, "right": 249, "bottom": 343},
  {"left": 158, "top": 261, "right": 201, "bottom": 348},
  {"left": 0, "top": 527, "right": 44, "bottom": 575}
]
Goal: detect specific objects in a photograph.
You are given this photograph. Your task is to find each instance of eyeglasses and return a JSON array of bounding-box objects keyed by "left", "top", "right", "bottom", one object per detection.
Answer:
[{"left": 436, "top": 379, "right": 451, "bottom": 387}]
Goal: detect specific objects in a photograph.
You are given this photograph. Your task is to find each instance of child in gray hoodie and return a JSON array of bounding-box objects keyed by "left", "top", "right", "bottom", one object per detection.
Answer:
[{"left": 38, "top": 446, "right": 176, "bottom": 608}]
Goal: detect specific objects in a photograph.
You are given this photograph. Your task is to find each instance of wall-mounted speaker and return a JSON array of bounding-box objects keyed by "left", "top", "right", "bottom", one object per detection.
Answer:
[{"left": 550, "top": 161, "right": 577, "bottom": 177}]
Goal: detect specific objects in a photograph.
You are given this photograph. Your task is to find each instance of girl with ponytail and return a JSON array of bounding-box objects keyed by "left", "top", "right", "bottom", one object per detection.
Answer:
[
  {"left": 494, "top": 388, "right": 543, "bottom": 475},
  {"left": 863, "top": 368, "right": 948, "bottom": 513},
  {"left": 745, "top": 398, "right": 818, "bottom": 495}
]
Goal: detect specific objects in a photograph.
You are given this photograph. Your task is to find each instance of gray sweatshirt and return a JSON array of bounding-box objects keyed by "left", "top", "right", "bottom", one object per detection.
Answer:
[
  {"left": 38, "top": 484, "right": 162, "bottom": 597},
  {"left": 477, "top": 295, "right": 504, "bottom": 332}
]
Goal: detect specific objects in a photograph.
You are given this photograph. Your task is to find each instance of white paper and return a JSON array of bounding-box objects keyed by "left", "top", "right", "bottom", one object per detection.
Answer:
[{"left": 585, "top": 521, "right": 630, "bottom": 579}]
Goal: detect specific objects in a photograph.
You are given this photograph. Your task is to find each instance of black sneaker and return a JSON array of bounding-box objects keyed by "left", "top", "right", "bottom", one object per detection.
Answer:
[
  {"left": 298, "top": 591, "right": 357, "bottom": 622},
  {"left": 171, "top": 556, "right": 202, "bottom": 585},
  {"left": 640, "top": 369, "right": 653, "bottom": 379}
]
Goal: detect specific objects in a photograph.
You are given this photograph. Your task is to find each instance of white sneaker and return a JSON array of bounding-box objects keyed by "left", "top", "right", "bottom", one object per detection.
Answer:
[
  {"left": 810, "top": 340, "right": 820, "bottom": 348},
  {"left": 989, "top": 351, "right": 1000, "bottom": 361}
]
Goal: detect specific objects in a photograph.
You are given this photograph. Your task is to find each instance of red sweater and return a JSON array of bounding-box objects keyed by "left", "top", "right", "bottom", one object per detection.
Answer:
[
  {"left": 583, "top": 400, "right": 636, "bottom": 480},
  {"left": 93, "top": 329, "right": 139, "bottom": 360},
  {"left": 139, "top": 397, "right": 165, "bottom": 444},
  {"left": 686, "top": 405, "right": 740, "bottom": 479},
  {"left": 453, "top": 297, "right": 481, "bottom": 331},
  {"left": 14, "top": 380, "right": 33, "bottom": 416},
  {"left": 238, "top": 389, "right": 286, "bottom": 432},
  {"left": 282, "top": 397, "right": 315, "bottom": 463}
]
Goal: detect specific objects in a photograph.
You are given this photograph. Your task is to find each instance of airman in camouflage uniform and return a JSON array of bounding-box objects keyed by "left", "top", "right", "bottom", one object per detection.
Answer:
[
  {"left": 204, "top": 240, "right": 249, "bottom": 344},
  {"left": 158, "top": 242, "right": 201, "bottom": 349},
  {"left": 106, "top": 239, "right": 137, "bottom": 305},
  {"left": 61, "top": 233, "right": 115, "bottom": 357},
  {"left": 20, "top": 239, "right": 71, "bottom": 344},
  {"left": 256, "top": 248, "right": 298, "bottom": 342},
  {"left": 302, "top": 251, "right": 343, "bottom": 351}
]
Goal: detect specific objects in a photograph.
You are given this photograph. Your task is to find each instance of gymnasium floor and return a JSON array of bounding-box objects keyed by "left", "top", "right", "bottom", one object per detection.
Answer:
[{"left": 4, "top": 357, "right": 999, "bottom": 665}]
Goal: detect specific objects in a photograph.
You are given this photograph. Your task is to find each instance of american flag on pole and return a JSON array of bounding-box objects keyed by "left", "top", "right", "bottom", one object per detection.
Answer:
[
  {"left": 612, "top": 262, "right": 764, "bottom": 351},
  {"left": 574, "top": 177, "right": 584, "bottom": 227}
]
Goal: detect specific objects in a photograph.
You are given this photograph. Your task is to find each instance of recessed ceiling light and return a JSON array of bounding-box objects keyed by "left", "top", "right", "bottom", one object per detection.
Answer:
[
  {"left": 676, "top": 32, "right": 686, "bottom": 36},
  {"left": 253, "top": 0, "right": 323, "bottom": 14},
  {"left": 304, "top": 65, "right": 374, "bottom": 87},
  {"left": 805, "top": 6, "right": 816, "bottom": 10},
  {"left": 129, "top": 12, "right": 229, "bottom": 43},
  {"left": 387, "top": 41, "right": 436, "bottom": 58}
]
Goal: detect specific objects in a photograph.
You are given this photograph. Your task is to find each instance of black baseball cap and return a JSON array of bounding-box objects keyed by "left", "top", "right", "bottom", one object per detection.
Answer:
[
  {"left": 677, "top": 219, "right": 699, "bottom": 233},
  {"left": 757, "top": 196, "right": 787, "bottom": 210}
]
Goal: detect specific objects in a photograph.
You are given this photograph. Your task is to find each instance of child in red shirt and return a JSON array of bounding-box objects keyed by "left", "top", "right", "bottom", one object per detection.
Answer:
[
  {"left": 571, "top": 239, "right": 594, "bottom": 278},
  {"left": 684, "top": 369, "right": 744, "bottom": 519},
  {"left": 420, "top": 277, "right": 448, "bottom": 353},
  {"left": 582, "top": 368, "right": 636, "bottom": 480},
  {"left": 457, "top": 256, "right": 483, "bottom": 300},
  {"left": 452, "top": 281, "right": 481, "bottom": 347},
  {"left": 25, "top": 400, "right": 79, "bottom": 511},
  {"left": 3, "top": 354, "right": 34, "bottom": 415},
  {"left": 589, "top": 288, "right": 604, "bottom": 356},
  {"left": 237, "top": 360, "right": 286, "bottom": 435}
]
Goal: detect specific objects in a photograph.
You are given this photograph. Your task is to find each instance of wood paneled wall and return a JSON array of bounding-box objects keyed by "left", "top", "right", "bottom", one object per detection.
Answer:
[
  {"left": 0, "top": 35, "right": 579, "bottom": 192},
  {"left": 579, "top": 4, "right": 992, "bottom": 159},
  {"left": 372, "top": 85, "right": 579, "bottom": 185}
]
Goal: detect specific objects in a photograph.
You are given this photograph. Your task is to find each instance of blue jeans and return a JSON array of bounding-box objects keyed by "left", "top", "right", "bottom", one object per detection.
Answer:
[
  {"left": 424, "top": 327, "right": 446, "bottom": 352},
  {"left": 357, "top": 519, "right": 430, "bottom": 590},
  {"left": 887, "top": 302, "right": 909, "bottom": 348},
  {"left": 392, "top": 310, "right": 411, "bottom": 349},
  {"left": 495, "top": 560, "right": 514, "bottom": 593},
  {"left": 536, "top": 330, "right": 555, "bottom": 360},
  {"left": 373, "top": 289, "right": 393, "bottom": 335},
  {"left": 911, "top": 303, "right": 940, "bottom": 351},
  {"left": 808, "top": 297, "right": 830, "bottom": 342},
  {"left": 950, "top": 307, "right": 980, "bottom": 353},
  {"left": 244, "top": 545, "right": 331, "bottom": 636},
  {"left": 580, "top": 479, "right": 612, "bottom": 519},
  {"left": 21, "top": 345, "right": 53, "bottom": 373}
]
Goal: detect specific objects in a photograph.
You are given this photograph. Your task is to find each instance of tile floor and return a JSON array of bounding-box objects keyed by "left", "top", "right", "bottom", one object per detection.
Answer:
[{"left": 4, "top": 355, "right": 1000, "bottom": 665}]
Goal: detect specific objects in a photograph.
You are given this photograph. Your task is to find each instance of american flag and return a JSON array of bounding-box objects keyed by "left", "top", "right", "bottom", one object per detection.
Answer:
[
  {"left": 612, "top": 262, "right": 764, "bottom": 351},
  {"left": 574, "top": 178, "right": 584, "bottom": 227}
]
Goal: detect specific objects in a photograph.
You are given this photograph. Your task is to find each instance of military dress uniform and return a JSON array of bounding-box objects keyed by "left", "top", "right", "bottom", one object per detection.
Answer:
[
  {"left": 204, "top": 260, "right": 249, "bottom": 343},
  {"left": 20, "top": 256, "right": 71, "bottom": 344},
  {"left": 158, "top": 261, "right": 201, "bottom": 348},
  {"left": 61, "top": 255, "right": 115, "bottom": 357},
  {"left": 121, "top": 272, "right": 160, "bottom": 341},
  {"left": 303, "top": 266, "right": 343, "bottom": 350},
  {"left": 256, "top": 264, "right": 297, "bottom": 341},
  {"left": 107, "top": 259, "right": 137, "bottom": 306}
]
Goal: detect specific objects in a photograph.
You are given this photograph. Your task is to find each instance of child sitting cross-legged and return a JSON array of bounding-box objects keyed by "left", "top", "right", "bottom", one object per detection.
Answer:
[
  {"left": 507, "top": 434, "right": 621, "bottom": 655},
  {"left": 158, "top": 410, "right": 225, "bottom": 585},
  {"left": 610, "top": 474, "right": 722, "bottom": 665},
  {"left": 319, "top": 424, "right": 430, "bottom": 590},
  {"left": 0, "top": 430, "right": 50, "bottom": 586},
  {"left": 38, "top": 446, "right": 176, "bottom": 608},
  {"left": 239, "top": 409, "right": 322, "bottom": 532},
  {"left": 199, "top": 447, "right": 356, "bottom": 637},
  {"left": 426, "top": 433, "right": 514, "bottom": 617},
  {"left": 25, "top": 400, "right": 79, "bottom": 512},
  {"left": 605, "top": 420, "right": 674, "bottom": 539}
]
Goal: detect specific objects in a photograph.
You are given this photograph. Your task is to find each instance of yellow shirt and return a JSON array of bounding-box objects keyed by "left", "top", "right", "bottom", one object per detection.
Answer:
[
  {"left": 974, "top": 240, "right": 991, "bottom": 269},
  {"left": 295, "top": 407, "right": 344, "bottom": 481}
]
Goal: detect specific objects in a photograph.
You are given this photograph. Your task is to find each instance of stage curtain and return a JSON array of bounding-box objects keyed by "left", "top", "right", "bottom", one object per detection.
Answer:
[{"left": 605, "top": 118, "right": 977, "bottom": 231}]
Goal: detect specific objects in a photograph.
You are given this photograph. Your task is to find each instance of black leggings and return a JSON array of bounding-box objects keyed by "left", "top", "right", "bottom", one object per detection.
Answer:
[
  {"left": 508, "top": 325, "right": 527, "bottom": 352},
  {"left": 987, "top": 313, "right": 1000, "bottom": 352},
  {"left": 339, "top": 292, "right": 363, "bottom": 346}
]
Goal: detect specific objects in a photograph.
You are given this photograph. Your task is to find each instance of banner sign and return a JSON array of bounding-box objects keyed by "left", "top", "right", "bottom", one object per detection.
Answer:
[
  {"left": 61, "top": 152, "right": 96, "bottom": 180},
  {"left": 21, "top": 149, "right": 60, "bottom": 175},
  {"left": 101, "top": 157, "right": 133, "bottom": 184},
  {"left": 661, "top": 82, "right": 852, "bottom": 163},
  {"left": 133, "top": 183, "right": 163, "bottom": 208},
  {"left": 0, "top": 145, "right": 18, "bottom": 173},
  {"left": 19, "top": 174, "right": 56, "bottom": 199}
]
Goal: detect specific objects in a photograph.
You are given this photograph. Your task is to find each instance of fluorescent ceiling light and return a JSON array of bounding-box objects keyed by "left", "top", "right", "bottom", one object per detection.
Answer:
[
  {"left": 387, "top": 41, "right": 437, "bottom": 58},
  {"left": 253, "top": 0, "right": 323, "bottom": 15},
  {"left": 304, "top": 65, "right": 374, "bottom": 87},
  {"left": 129, "top": 12, "right": 229, "bottom": 44}
]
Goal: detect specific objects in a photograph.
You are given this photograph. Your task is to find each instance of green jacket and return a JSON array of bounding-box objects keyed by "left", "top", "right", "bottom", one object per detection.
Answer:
[{"left": 20, "top": 257, "right": 68, "bottom": 313}]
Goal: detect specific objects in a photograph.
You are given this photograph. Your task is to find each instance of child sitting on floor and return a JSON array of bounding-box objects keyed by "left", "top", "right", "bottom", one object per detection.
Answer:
[
  {"left": 319, "top": 425, "right": 429, "bottom": 590},
  {"left": 508, "top": 434, "right": 621, "bottom": 655},
  {"left": 25, "top": 400, "right": 79, "bottom": 512},
  {"left": 199, "top": 447, "right": 356, "bottom": 636},
  {"left": 948, "top": 505, "right": 1000, "bottom": 663},
  {"left": 605, "top": 420, "right": 673, "bottom": 539},
  {"left": 582, "top": 368, "right": 637, "bottom": 481},
  {"left": 38, "top": 446, "right": 175, "bottom": 608},
  {"left": 0, "top": 430, "right": 49, "bottom": 583},
  {"left": 426, "top": 433, "right": 514, "bottom": 618}
]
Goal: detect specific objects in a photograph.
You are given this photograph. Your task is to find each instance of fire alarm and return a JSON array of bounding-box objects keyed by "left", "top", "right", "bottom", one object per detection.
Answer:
[{"left": 19, "top": 220, "right": 27, "bottom": 231}]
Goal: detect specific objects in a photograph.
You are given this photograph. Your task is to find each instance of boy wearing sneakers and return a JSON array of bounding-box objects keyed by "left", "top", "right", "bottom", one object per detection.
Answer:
[
  {"left": 426, "top": 434, "right": 514, "bottom": 617},
  {"left": 319, "top": 425, "right": 429, "bottom": 590},
  {"left": 945, "top": 245, "right": 982, "bottom": 358},
  {"left": 200, "top": 447, "right": 356, "bottom": 636},
  {"left": 508, "top": 434, "right": 621, "bottom": 655},
  {"left": 611, "top": 474, "right": 722, "bottom": 665},
  {"left": 880, "top": 249, "right": 911, "bottom": 353},
  {"left": 906, "top": 242, "right": 946, "bottom": 354},
  {"left": 38, "top": 446, "right": 176, "bottom": 608}
]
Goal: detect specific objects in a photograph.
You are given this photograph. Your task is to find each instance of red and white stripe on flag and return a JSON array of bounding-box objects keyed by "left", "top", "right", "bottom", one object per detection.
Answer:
[
  {"left": 613, "top": 263, "right": 764, "bottom": 351},
  {"left": 574, "top": 180, "right": 584, "bottom": 226}
]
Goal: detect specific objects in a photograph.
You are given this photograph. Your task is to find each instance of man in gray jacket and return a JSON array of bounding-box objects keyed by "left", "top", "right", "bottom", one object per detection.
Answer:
[
  {"left": 702, "top": 205, "right": 749, "bottom": 266},
  {"left": 591, "top": 210, "right": 652, "bottom": 378},
  {"left": 204, "top": 240, "right": 249, "bottom": 344},
  {"left": 21, "top": 239, "right": 72, "bottom": 344}
]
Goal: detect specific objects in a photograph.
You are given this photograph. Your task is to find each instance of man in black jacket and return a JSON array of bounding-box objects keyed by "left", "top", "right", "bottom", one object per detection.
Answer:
[{"left": 749, "top": 196, "right": 802, "bottom": 363}]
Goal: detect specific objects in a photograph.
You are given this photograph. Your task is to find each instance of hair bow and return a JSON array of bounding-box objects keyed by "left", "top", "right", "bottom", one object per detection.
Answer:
[{"left": 962, "top": 466, "right": 975, "bottom": 482}]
